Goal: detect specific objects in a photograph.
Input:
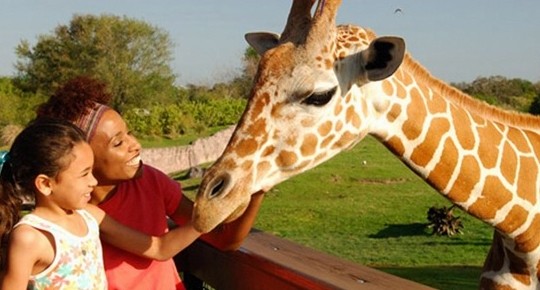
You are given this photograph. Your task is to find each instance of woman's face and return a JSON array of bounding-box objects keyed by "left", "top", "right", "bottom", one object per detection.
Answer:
[{"left": 89, "top": 109, "right": 142, "bottom": 185}]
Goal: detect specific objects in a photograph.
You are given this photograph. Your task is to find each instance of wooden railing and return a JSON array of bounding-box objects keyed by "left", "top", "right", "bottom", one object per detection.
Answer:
[{"left": 175, "top": 229, "right": 435, "bottom": 290}]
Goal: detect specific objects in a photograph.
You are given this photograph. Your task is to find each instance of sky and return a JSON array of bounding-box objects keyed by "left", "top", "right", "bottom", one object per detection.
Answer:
[{"left": 1, "top": 1, "right": 539, "bottom": 86}]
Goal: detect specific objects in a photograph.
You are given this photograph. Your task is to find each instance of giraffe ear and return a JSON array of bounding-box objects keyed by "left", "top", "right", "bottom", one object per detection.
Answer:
[
  {"left": 362, "top": 36, "right": 406, "bottom": 81},
  {"left": 245, "top": 32, "right": 281, "bottom": 55}
]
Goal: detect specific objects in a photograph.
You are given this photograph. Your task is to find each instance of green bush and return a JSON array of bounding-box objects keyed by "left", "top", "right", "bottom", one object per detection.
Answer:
[{"left": 124, "top": 98, "right": 246, "bottom": 138}]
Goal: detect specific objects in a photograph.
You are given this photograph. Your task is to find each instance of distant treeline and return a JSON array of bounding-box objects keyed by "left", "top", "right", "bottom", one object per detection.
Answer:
[{"left": 1, "top": 14, "right": 539, "bottom": 146}]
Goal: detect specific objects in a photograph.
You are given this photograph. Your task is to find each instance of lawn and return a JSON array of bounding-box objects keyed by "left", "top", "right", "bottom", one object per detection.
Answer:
[{"left": 175, "top": 135, "right": 493, "bottom": 290}]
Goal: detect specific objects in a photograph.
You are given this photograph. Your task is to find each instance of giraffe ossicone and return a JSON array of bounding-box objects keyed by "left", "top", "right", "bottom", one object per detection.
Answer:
[{"left": 193, "top": 1, "right": 540, "bottom": 288}]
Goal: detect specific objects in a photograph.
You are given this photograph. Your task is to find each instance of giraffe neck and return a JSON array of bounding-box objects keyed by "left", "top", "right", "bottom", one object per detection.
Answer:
[{"left": 369, "top": 55, "right": 540, "bottom": 245}]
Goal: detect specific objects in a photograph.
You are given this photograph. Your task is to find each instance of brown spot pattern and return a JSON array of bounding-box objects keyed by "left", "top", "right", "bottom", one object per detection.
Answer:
[
  {"left": 345, "top": 106, "right": 360, "bottom": 127},
  {"left": 241, "top": 160, "right": 253, "bottom": 171},
  {"left": 386, "top": 104, "right": 401, "bottom": 123},
  {"left": 477, "top": 122, "right": 503, "bottom": 169},
  {"left": 425, "top": 90, "right": 447, "bottom": 114},
  {"left": 335, "top": 120, "right": 343, "bottom": 132},
  {"left": 236, "top": 138, "right": 258, "bottom": 158},
  {"left": 251, "top": 92, "right": 270, "bottom": 118},
  {"left": 403, "top": 91, "right": 426, "bottom": 140},
  {"left": 501, "top": 142, "right": 518, "bottom": 184},
  {"left": 396, "top": 82, "right": 407, "bottom": 99},
  {"left": 271, "top": 102, "right": 284, "bottom": 118},
  {"left": 515, "top": 214, "right": 540, "bottom": 253},
  {"left": 301, "top": 118, "right": 315, "bottom": 127},
  {"left": 285, "top": 133, "right": 297, "bottom": 147},
  {"left": 448, "top": 155, "right": 480, "bottom": 203},
  {"left": 508, "top": 128, "right": 531, "bottom": 153},
  {"left": 276, "top": 150, "right": 298, "bottom": 168},
  {"left": 314, "top": 152, "right": 327, "bottom": 164},
  {"left": 517, "top": 156, "right": 537, "bottom": 204},
  {"left": 262, "top": 145, "right": 275, "bottom": 157},
  {"left": 525, "top": 131, "right": 540, "bottom": 157},
  {"left": 382, "top": 80, "right": 394, "bottom": 96},
  {"left": 334, "top": 100, "right": 343, "bottom": 115},
  {"left": 451, "top": 106, "right": 475, "bottom": 150},
  {"left": 410, "top": 118, "right": 450, "bottom": 167},
  {"left": 301, "top": 134, "right": 318, "bottom": 157},
  {"left": 324, "top": 59, "right": 333, "bottom": 70},
  {"left": 400, "top": 71, "right": 413, "bottom": 86},
  {"left": 318, "top": 121, "right": 333, "bottom": 137},
  {"left": 384, "top": 136, "right": 405, "bottom": 156},
  {"left": 427, "top": 139, "right": 458, "bottom": 192},
  {"left": 469, "top": 176, "right": 512, "bottom": 219},
  {"left": 321, "top": 135, "right": 334, "bottom": 149},
  {"left": 256, "top": 161, "right": 271, "bottom": 181},
  {"left": 497, "top": 205, "right": 528, "bottom": 233},
  {"left": 332, "top": 131, "right": 356, "bottom": 149},
  {"left": 247, "top": 117, "right": 267, "bottom": 139}
]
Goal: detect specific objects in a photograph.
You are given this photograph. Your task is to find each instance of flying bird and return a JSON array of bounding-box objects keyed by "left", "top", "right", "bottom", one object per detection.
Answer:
[{"left": 394, "top": 8, "right": 403, "bottom": 14}]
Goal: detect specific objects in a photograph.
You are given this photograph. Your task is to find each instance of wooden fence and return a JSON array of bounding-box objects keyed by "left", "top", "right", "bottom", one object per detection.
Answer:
[{"left": 175, "top": 229, "right": 435, "bottom": 290}]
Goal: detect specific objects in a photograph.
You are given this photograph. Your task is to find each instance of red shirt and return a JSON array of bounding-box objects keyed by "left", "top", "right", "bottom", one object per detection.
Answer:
[{"left": 98, "top": 164, "right": 185, "bottom": 290}]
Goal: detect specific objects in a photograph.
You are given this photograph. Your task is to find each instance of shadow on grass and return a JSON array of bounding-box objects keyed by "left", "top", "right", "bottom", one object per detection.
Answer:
[
  {"left": 377, "top": 265, "right": 482, "bottom": 290},
  {"left": 369, "top": 222, "right": 430, "bottom": 238}
]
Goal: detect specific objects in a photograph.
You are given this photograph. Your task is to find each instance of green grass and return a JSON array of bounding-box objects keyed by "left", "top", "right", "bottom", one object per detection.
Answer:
[{"left": 174, "top": 135, "right": 492, "bottom": 290}]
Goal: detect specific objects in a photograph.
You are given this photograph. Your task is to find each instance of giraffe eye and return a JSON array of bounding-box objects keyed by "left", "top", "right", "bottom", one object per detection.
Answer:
[{"left": 301, "top": 86, "right": 337, "bottom": 107}]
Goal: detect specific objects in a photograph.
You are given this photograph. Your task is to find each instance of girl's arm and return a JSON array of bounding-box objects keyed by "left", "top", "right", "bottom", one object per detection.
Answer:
[
  {"left": 1, "top": 226, "right": 47, "bottom": 290},
  {"left": 86, "top": 204, "right": 201, "bottom": 261}
]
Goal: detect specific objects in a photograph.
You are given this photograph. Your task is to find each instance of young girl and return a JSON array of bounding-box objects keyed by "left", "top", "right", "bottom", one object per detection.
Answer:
[{"left": 0, "top": 119, "right": 203, "bottom": 290}]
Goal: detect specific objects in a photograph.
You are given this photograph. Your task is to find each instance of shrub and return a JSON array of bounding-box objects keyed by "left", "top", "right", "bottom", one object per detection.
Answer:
[
  {"left": 124, "top": 98, "right": 246, "bottom": 138},
  {"left": 426, "top": 205, "right": 464, "bottom": 237}
]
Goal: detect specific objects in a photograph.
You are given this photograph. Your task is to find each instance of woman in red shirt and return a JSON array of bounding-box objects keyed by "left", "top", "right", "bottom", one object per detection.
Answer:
[{"left": 35, "top": 76, "right": 264, "bottom": 290}]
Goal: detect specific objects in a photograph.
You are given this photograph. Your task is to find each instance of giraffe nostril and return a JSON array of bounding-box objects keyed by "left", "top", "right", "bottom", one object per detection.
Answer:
[
  {"left": 207, "top": 174, "right": 229, "bottom": 199},
  {"left": 209, "top": 179, "right": 224, "bottom": 198}
]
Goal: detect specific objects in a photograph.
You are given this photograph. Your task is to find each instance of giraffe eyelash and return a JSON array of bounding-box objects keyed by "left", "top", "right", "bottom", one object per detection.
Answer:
[{"left": 301, "top": 86, "right": 337, "bottom": 107}]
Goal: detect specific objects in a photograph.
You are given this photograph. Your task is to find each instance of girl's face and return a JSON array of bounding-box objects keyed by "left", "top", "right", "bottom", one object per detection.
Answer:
[
  {"left": 49, "top": 142, "right": 97, "bottom": 210},
  {"left": 89, "top": 109, "right": 142, "bottom": 185}
]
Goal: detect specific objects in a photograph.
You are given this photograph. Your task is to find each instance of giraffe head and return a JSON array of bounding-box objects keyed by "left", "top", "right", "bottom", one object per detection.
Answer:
[{"left": 193, "top": 0, "right": 406, "bottom": 233}]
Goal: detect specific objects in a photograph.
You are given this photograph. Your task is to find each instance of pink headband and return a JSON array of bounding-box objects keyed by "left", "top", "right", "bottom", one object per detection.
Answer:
[{"left": 73, "top": 102, "right": 110, "bottom": 141}]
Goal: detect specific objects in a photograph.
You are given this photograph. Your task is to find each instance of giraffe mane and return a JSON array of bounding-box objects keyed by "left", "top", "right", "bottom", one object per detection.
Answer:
[{"left": 401, "top": 53, "right": 540, "bottom": 131}]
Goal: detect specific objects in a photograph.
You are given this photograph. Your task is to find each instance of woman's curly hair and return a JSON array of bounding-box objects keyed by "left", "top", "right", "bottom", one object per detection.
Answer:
[{"left": 36, "top": 76, "right": 113, "bottom": 122}]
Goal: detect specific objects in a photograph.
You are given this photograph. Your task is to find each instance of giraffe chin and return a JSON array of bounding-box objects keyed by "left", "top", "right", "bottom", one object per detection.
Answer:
[
  {"left": 193, "top": 198, "right": 250, "bottom": 233},
  {"left": 222, "top": 201, "right": 249, "bottom": 224}
]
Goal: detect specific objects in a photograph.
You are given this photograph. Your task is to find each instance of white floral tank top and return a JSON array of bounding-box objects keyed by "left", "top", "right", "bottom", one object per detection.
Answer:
[{"left": 15, "top": 209, "right": 107, "bottom": 290}]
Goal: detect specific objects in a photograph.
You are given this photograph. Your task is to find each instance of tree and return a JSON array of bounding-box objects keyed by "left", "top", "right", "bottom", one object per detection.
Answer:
[
  {"left": 0, "top": 77, "right": 43, "bottom": 127},
  {"left": 223, "top": 46, "right": 260, "bottom": 100},
  {"left": 14, "top": 14, "right": 177, "bottom": 112},
  {"left": 455, "top": 76, "right": 537, "bottom": 112}
]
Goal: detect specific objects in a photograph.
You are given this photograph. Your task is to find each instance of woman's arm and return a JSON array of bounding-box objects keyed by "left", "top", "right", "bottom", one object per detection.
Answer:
[{"left": 86, "top": 204, "right": 201, "bottom": 261}]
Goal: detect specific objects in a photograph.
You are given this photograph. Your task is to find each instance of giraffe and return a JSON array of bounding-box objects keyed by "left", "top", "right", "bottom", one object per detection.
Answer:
[{"left": 192, "top": 0, "right": 540, "bottom": 288}]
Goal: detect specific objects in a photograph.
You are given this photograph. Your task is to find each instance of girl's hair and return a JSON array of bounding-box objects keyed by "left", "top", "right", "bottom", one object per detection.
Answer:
[{"left": 0, "top": 118, "right": 86, "bottom": 269}]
